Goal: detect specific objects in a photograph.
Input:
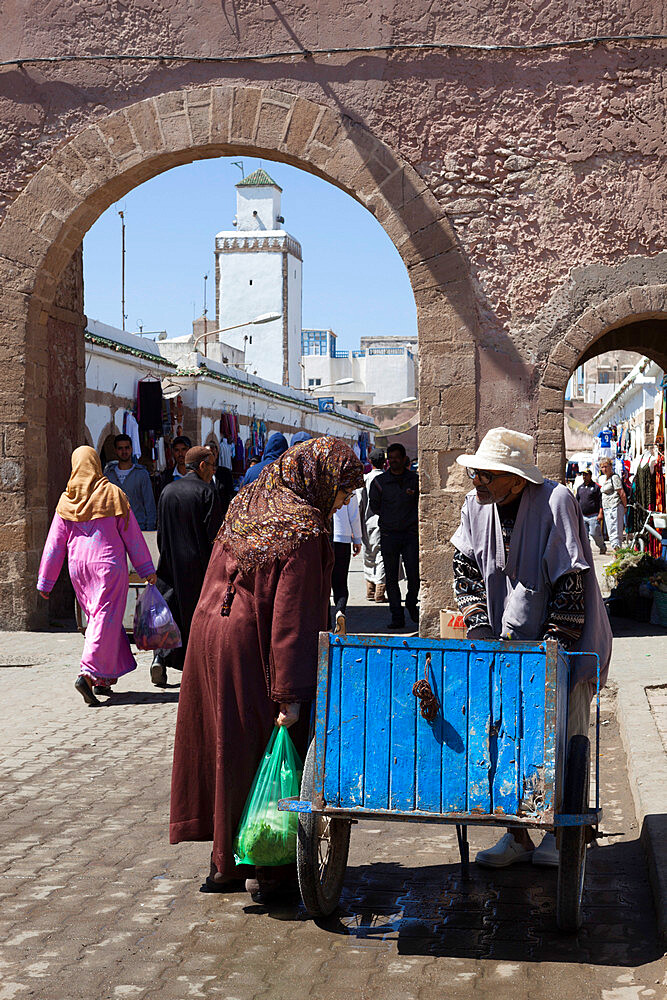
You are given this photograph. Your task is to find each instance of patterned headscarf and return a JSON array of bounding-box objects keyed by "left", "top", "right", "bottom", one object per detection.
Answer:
[
  {"left": 56, "top": 446, "right": 131, "bottom": 525},
  {"left": 220, "top": 436, "right": 364, "bottom": 570}
]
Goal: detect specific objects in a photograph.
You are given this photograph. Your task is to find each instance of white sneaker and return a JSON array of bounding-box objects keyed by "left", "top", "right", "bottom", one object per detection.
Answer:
[
  {"left": 475, "top": 831, "right": 534, "bottom": 868},
  {"left": 532, "top": 832, "right": 559, "bottom": 867},
  {"left": 334, "top": 611, "right": 346, "bottom": 636}
]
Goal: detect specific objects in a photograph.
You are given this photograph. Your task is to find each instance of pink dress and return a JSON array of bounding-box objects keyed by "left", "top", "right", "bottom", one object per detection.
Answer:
[{"left": 37, "top": 512, "right": 155, "bottom": 683}]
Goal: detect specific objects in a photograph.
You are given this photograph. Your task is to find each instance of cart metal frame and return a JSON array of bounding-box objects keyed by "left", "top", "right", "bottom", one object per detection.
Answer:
[{"left": 279, "top": 634, "right": 601, "bottom": 931}]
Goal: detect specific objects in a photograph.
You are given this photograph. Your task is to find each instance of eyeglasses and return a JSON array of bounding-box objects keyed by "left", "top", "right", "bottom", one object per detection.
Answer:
[{"left": 465, "top": 468, "right": 508, "bottom": 485}]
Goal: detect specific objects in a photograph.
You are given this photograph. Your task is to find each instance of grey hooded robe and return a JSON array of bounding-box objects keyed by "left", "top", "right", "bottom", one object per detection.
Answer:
[{"left": 451, "top": 479, "right": 612, "bottom": 688}]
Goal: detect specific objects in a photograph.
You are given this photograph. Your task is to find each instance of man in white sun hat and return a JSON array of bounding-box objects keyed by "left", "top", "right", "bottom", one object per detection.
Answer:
[{"left": 451, "top": 427, "right": 612, "bottom": 868}]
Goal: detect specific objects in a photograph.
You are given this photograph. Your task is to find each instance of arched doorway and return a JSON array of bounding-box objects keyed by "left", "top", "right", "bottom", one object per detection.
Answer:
[
  {"left": 0, "top": 86, "right": 478, "bottom": 630},
  {"left": 536, "top": 285, "right": 667, "bottom": 482}
]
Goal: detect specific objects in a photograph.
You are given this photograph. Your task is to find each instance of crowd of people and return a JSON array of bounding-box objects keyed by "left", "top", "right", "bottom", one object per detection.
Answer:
[
  {"left": 37, "top": 434, "right": 421, "bottom": 700},
  {"left": 37, "top": 421, "right": 612, "bottom": 892},
  {"left": 571, "top": 458, "right": 629, "bottom": 555}
]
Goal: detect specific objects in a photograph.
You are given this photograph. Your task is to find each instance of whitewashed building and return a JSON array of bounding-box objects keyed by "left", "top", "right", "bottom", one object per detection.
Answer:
[
  {"left": 214, "top": 168, "right": 303, "bottom": 389},
  {"left": 567, "top": 349, "right": 641, "bottom": 407},
  {"left": 301, "top": 330, "right": 417, "bottom": 408},
  {"left": 588, "top": 357, "right": 665, "bottom": 465},
  {"left": 84, "top": 319, "right": 375, "bottom": 467}
]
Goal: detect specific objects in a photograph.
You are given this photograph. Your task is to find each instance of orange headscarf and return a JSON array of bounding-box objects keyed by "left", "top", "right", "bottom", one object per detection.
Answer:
[{"left": 56, "top": 446, "right": 131, "bottom": 525}]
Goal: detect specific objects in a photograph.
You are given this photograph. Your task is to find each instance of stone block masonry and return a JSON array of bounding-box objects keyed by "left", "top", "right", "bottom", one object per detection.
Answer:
[{"left": 0, "top": 3, "right": 665, "bottom": 629}]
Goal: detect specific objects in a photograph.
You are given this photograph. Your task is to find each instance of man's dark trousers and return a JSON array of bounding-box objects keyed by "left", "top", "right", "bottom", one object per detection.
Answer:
[{"left": 380, "top": 530, "right": 419, "bottom": 622}]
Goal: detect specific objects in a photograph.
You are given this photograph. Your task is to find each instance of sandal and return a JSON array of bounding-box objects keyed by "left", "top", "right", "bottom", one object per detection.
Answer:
[
  {"left": 200, "top": 853, "right": 245, "bottom": 893},
  {"left": 75, "top": 675, "right": 100, "bottom": 707},
  {"left": 246, "top": 865, "right": 299, "bottom": 904}
]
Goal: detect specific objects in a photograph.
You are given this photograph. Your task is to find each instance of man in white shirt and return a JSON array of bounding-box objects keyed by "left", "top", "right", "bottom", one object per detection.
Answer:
[
  {"left": 358, "top": 448, "right": 387, "bottom": 602},
  {"left": 599, "top": 458, "right": 627, "bottom": 552},
  {"left": 331, "top": 492, "right": 362, "bottom": 632}
]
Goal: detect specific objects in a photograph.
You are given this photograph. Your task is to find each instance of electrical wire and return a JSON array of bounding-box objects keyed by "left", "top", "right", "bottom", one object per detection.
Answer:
[{"left": 1, "top": 34, "right": 666, "bottom": 70}]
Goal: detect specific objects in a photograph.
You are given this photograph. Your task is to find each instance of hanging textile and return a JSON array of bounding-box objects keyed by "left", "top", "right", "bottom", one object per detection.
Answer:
[
  {"left": 137, "top": 380, "right": 164, "bottom": 433},
  {"left": 123, "top": 411, "right": 142, "bottom": 459}
]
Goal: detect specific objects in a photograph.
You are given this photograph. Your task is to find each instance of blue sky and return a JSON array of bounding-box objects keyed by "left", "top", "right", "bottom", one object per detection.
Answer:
[{"left": 83, "top": 156, "right": 417, "bottom": 351}]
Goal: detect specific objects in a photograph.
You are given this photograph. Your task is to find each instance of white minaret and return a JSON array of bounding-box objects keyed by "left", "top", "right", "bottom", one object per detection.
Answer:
[{"left": 215, "top": 168, "right": 303, "bottom": 387}]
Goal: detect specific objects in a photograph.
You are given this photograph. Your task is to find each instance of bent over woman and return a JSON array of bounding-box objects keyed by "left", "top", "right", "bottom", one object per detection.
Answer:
[
  {"left": 37, "top": 446, "right": 156, "bottom": 706},
  {"left": 169, "top": 436, "right": 363, "bottom": 901}
]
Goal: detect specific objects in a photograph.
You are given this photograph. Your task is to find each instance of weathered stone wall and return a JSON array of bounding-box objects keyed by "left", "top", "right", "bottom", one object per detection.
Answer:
[
  {"left": 45, "top": 247, "right": 86, "bottom": 621},
  {"left": 0, "top": 2, "right": 665, "bottom": 630}
]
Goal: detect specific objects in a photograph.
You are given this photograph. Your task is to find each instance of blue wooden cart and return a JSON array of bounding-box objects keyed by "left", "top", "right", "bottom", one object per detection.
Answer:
[{"left": 279, "top": 633, "right": 602, "bottom": 932}]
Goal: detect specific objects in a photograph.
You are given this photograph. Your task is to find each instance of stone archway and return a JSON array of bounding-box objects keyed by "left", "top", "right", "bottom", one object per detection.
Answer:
[
  {"left": 0, "top": 85, "right": 479, "bottom": 629},
  {"left": 536, "top": 280, "right": 667, "bottom": 480},
  {"left": 96, "top": 421, "right": 123, "bottom": 467}
]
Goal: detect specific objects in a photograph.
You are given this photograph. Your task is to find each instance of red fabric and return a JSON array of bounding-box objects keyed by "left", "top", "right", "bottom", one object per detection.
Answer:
[{"left": 169, "top": 534, "right": 333, "bottom": 877}]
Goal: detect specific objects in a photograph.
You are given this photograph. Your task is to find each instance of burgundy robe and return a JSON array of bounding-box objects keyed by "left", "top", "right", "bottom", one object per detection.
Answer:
[{"left": 169, "top": 534, "right": 333, "bottom": 877}]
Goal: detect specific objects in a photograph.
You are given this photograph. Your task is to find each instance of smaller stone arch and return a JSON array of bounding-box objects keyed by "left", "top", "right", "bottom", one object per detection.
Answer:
[{"left": 536, "top": 282, "right": 667, "bottom": 480}]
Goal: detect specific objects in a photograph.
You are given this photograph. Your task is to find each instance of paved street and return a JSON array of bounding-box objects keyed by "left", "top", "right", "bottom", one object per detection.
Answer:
[{"left": 1, "top": 563, "right": 666, "bottom": 1000}]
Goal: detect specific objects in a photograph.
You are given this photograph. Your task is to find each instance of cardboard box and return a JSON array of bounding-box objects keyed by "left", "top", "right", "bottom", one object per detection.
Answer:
[{"left": 440, "top": 609, "right": 467, "bottom": 639}]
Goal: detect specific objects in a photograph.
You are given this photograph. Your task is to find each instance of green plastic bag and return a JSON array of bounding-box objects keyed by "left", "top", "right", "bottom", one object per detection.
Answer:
[{"left": 233, "top": 726, "right": 303, "bottom": 867}]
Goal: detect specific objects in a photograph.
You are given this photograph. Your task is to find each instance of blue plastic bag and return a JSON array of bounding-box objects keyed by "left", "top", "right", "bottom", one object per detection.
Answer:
[{"left": 133, "top": 584, "right": 182, "bottom": 651}]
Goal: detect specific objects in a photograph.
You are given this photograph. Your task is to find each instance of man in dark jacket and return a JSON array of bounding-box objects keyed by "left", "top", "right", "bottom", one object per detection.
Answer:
[
  {"left": 575, "top": 468, "right": 607, "bottom": 555},
  {"left": 156, "top": 435, "right": 192, "bottom": 498},
  {"left": 369, "top": 442, "right": 419, "bottom": 629},
  {"left": 207, "top": 438, "right": 235, "bottom": 520},
  {"left": 151, "top": 446, "right": 223, "bottom": 686}
]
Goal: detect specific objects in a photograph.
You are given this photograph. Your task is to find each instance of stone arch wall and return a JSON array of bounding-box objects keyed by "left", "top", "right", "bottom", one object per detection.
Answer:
[
  {"left": 535, "top": 270, "right": 667, "bottom": 480},
  {"left": 0, "top": 85, "right": 480, "bottom": 629},
  {"left": 96, "top": 421, "right": 123, "bottom": 459}
]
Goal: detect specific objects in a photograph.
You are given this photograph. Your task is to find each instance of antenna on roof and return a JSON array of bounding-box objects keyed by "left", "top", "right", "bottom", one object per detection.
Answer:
[{"left": 231, "top": 160, "right": 244, "bottom": 178}]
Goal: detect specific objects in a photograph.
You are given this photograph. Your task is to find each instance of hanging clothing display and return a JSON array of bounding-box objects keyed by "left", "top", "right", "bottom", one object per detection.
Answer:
[
  {"left": 123, "top": 411, "right": 142, "bottom": 460},
  {"left": 156, "top": 437, "right": 167, "bottom": 473}
]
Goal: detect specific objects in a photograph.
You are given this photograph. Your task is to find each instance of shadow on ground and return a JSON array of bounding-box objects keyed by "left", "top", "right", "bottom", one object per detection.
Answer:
[
  {"left": 609, "top": 613, "right": 667, "bottom": 639},
  {"left": 343, "top": 597, "right": 417, "bottom": 635},
  {"left": 258, "top": 838, "right": 660, "bottom": 966},
  {"left": 101, "top": 688, "right": 180, "bottom": 706}
]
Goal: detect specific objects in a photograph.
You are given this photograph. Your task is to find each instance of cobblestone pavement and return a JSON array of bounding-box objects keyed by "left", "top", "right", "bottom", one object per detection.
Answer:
[{"left": 1, "top": 565, "right": 665, "bottom": 1000}]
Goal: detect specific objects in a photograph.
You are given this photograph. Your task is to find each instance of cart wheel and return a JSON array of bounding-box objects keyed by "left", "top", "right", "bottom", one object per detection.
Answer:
[
  {"left": 556, "top": 734, "right": 590, "bottom": 932},
  {"left": 297, "top": 738, "right": 351, "bottom": 918}
]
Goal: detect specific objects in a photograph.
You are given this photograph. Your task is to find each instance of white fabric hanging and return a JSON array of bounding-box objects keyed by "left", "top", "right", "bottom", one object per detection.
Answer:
[
  {"left": 124, "top": 411, "right": 141, "bottom": 459},
  {"left": 156, "top": 437, "right": 167, "bottom": 472}
]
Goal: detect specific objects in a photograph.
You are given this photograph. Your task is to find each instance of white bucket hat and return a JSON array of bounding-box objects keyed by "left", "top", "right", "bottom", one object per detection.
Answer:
[{"left": 456, "top": 427, "right": 544, "bottom": 485}]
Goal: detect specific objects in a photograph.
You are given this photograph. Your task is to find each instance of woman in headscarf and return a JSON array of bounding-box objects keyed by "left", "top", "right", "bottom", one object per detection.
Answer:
[
  {"left": 37, "top": 446, "right": 156, "bottom": 707},
  {"left": 170, "top": 436, "right": 364, "bottom": 900}
]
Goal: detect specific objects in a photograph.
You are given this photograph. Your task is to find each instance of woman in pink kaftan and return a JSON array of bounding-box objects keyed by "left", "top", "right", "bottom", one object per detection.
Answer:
[{"left": 37, "top": 446, "right": 156, "bottom": 706}]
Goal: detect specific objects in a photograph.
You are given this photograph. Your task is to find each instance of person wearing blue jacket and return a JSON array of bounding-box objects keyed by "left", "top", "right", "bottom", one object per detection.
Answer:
[
  {"left": 290, "top": 430, "right": 311, "bottom": 446},
  {"left": 104, "top": 434, "right": 157, "bottom": 530},
  {"left": 241, "top": 432, "right": 289, "bottom": 487}
]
